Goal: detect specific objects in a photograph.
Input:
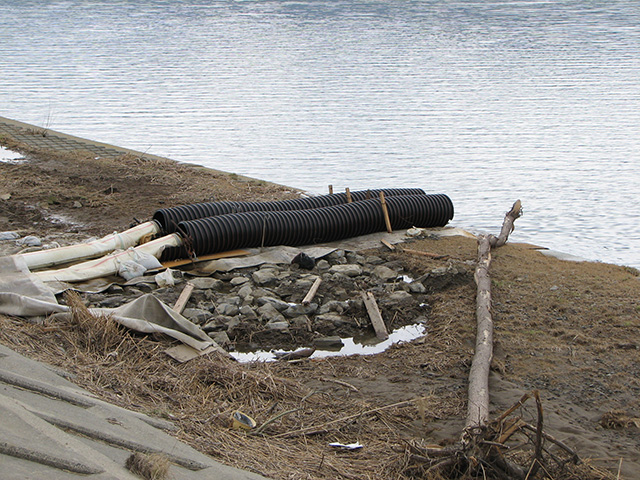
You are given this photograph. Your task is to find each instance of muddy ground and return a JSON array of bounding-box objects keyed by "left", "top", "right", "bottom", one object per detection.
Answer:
[{"left": 1, "top": 143, "right": 639, "bottom": 479}]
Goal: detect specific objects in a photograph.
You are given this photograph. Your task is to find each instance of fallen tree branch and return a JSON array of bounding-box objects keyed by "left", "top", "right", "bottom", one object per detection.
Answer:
[{"left": 465, "top": 200, "right": 522, "bottom": 432}]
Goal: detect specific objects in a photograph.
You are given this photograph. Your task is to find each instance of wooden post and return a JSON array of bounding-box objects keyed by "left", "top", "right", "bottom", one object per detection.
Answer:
[
  {"left": 328, "top": 185, "right": 333, "bottom": 194},
  {"left": 360, "top": 291, "right": 389, "bottom": 340},
  {"left": 345, "top": 187, "right": 352, "bottom": 203},
  {"left": 379, "top": 192, "right": 392, "bottom": 233},
  {"left": 302, "top": 277, "right": 322, "bottom": 305},
  {"left": 173, "top": 281, "right": 194, "bottom": 314}
]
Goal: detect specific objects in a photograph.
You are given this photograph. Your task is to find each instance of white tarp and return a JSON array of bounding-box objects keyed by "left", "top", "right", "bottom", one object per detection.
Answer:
[
  {"left": 0, "top": 256, "right": 217, "bottom": 351},
  {"left": 18, "top": 221, "right": 159, "bottom": 270},
  {"left": 198, "top": 228, "right": 469, "bottom": 273}
]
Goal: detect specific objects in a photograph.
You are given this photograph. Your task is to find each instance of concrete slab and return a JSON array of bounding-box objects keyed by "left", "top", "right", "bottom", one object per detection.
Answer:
[{"left": 0, "top": 344, "right": 268, "bottom": 479}]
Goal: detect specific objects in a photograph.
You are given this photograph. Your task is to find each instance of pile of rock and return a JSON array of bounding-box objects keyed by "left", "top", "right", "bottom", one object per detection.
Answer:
[{"left": 83, "top": 248, "right": 471, "bottom": 353}]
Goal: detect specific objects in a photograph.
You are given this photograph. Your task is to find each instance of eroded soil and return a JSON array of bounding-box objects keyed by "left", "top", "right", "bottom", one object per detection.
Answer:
[{"left": 1, "top": 145, "right": 639, "bottom": 479}]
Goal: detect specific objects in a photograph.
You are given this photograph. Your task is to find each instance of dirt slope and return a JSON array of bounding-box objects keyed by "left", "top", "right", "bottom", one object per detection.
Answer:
[{"left": 1, "top": 146, "right": 639, "bottom": 479}]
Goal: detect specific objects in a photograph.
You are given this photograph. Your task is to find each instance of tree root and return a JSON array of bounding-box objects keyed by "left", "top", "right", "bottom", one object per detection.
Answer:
[{"left": 403, "top": 390, "right": 592, "bottom": 479}]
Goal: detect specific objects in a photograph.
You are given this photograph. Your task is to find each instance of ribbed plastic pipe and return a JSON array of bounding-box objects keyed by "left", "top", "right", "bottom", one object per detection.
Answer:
[
  {"left": 161, "top": 194, "right": 453, "bottom": 261},
  {"left": 153, "top": 188, "right": 426, "bottom": 234}
]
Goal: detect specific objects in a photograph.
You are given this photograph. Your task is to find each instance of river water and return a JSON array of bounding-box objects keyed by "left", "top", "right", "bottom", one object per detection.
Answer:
[{"left": 1, "top": 1, "right": 639, "bottom": 267}]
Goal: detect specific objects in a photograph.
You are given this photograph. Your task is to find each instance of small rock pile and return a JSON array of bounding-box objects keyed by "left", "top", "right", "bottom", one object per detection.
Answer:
[{"left": 82, "top": 247, "right": 472, "bottom": 353}]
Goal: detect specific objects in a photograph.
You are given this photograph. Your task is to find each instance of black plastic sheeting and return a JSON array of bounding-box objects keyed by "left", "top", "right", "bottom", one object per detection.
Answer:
[
  {"left": 161, "top": 193, "right": 454, "bottom": 261},
  {"left": 153, "top": 188, "right": 426, "bottom": 234}
]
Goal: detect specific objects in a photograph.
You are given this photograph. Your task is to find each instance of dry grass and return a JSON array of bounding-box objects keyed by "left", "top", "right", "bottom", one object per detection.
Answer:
[
  {"left": 63, "top": 291, "right": 128, "bottom": 355},
  {"left": 125, "top": 452, "right": 170, "bottom": 480},
  {"left": 0, "top": 304, "right": 617, "bottom": 480},
  {"left": 600, "top": 410, "right": 640, "bottom": 430},
  {"left": 0, "top": 310, "right": 440, "bottom": 479}
]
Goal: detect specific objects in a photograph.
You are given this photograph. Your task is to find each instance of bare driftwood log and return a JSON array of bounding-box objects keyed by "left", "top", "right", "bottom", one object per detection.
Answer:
[
  {"left": 403, "top": 201, "right": 598, "bottom": 478},
  {"left": 465, "top": 200, "right": 522, "bottom": 432}
]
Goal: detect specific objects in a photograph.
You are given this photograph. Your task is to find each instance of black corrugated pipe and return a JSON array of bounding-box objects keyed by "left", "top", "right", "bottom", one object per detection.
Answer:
[
  {"left": 161, "top": 194, "right": 453, "bottom": 261},
  {"left": 153, "top": 188, "right": 426, "bottom": 234}
]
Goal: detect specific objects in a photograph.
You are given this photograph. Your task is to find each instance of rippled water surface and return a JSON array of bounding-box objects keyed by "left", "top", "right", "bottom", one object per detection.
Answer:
[{"left": 1, "top": 1, "right": 639, "bottom": 267}]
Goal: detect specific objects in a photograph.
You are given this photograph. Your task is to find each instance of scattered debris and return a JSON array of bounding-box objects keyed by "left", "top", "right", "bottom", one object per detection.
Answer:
[
  {"left": 232, "top": 411, "right": 257, "bottom": 431},
  {"left": 329, "top": 441, "right": 363, "bottom": 451}
]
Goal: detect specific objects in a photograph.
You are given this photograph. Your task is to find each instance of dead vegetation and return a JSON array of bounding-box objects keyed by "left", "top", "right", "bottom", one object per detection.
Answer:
[
  {"left": 125, "top": 452, "right": 170, "bottom": 480},
  {"left": 1, "top": 142, "right": 639, "bottom": 478},
  {"left": 0, "top": 286, "right": 625, "bottom": 479}
]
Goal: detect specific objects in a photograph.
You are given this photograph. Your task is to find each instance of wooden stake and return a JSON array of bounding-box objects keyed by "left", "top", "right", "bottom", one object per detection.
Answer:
[
  {"left": 345, "top": 187, "right": 352, "bottom": 203},
  {"left": 360, "top": 291, "right": 388, "bottom": 340},
  {"left": 379, "top": 192, "right": 392, "bottom": 233},
  {"left": 173, "top": 281, "right": 194, "bottom": 314},
  {"left": 328, "top": 185, "right": 333, "bottom": 194},
  {"left": 381, "top": 239, "right": 395, "bottom": 251},
  {"left": 302, "top": 277, "right": 322, "bottom": 305}
]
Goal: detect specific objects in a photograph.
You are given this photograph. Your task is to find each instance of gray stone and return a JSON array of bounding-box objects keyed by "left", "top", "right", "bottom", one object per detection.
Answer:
[
  {"left": 252, "top": 269, "right": 278, "bottom": 285},
  {"left": 295, "top": 278, "right": 315, "bottom": 290},
  {"left": 316, "top": 313, "right": 348, "bottom": 326},
  {"left": 190, "top": 277, "right": 223, "bottom": 290},
  {"left": 17, "top": 235, "right": 41, "bottom": 247},
  {"left": 225, "top": 317, "right": 241, "bottom": 332},
  {"left": 387, "top": 291, "right": 413, "bottom": 303},
  {"left": 333, "top": 288, "right": 348, "bottom": 300},
  {"left": 408, "top": 282, "right": 426, "bottom": 293},
  {"left": 329, "top": 264, "right": 362, "bottom": 277},
  {"left": 238, "top": 284, "right": 253, "bottom": 299},
  {"left": 202, "top": 320, "right": 226, "bottom": 332},
  {"left": 126, "top": 288, "right": 145, "bottom": 298},
  {"left": 0, "top": 231, "right": 20, "bottom": 241},
  {"left": 283, "top": 303, "right": 318, "bottom": 318},
  {"left": 318, "top": 300, "right": 349, "bottom": 315},
  {"left": 256, "top": 296, "right": 290, "bottom": 312},
  {"left": 372, "top": 265, "right": 397, "bottom": 281},
  {"left": 135, "top": 282, "right": 154, "bottom": 293},
  {"left": 216, "top": 303, "right": 239, "bottom": 316},
  {"left": 326, "top": 250, "right": 345, "bottom": 262},
  {"left": 346, "top": 252, "right": 366, "bottom": 264},
  {"left": 98, "top": 296, "right": 125, "bottom": 308},
  {"left": 252, "top": 287, "right": 277, "bottom": 298},
  {"left": 316, "top": 259, "right": 330, "bottom": 270},
  {"left": 266, "top": 320, "right": 289, "bottom": 331},
  {"left": 242, "top": 295, "right": 255, "bottom": 306},
  {"left": 313, "top": 336, "right": 344, "bottom": 349},
  {"left": 182, "top": 308, "right": 211, "bottom": 324},
  {"left": 208, "top": 331, "right": 231, "bottom": 346},
  {"left": 365, "top": 255, "right": 385, "bottom": 265},
  {"left": 290, "top": 316, "right": 311, "bottom": 328},
  {"left": 220, "top": 295, "right": 242, "bottom": 306},
  {"left": 239, "top": 305, "right": 258, "bottom": 320},
  {"left": 257, "top": 303, "right": 286, "bottom": 323},
  {"left": 230, "top": 276, "right": 249, "bottom": 286}
]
